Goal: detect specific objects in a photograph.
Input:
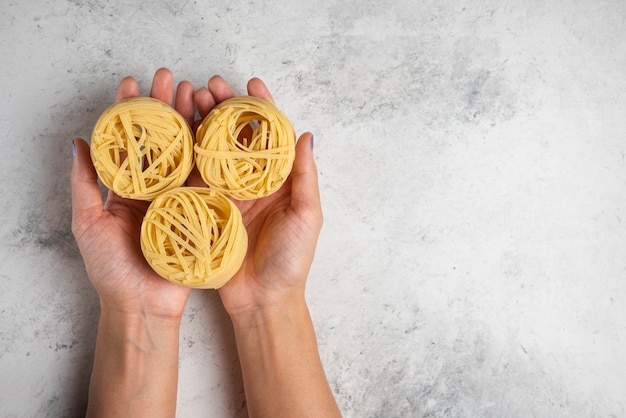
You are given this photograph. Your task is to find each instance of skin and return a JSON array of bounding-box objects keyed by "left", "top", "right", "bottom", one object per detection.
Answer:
[{"left": 71, "top": 68, "right": 341, "bottom": 417}]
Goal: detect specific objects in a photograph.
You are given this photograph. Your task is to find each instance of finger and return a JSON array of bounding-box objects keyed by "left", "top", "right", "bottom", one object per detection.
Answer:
[
  {"left": 174, "top": 80, "right": 195, "bottom": 127},
  {"left": 115, "top": 76, "right": 139, "bottom": 102},
  {"left": 208, "top": 75, "right": 237, "bottom": 103},
  {"left": 150, "top": 67, "right": 174, "bottom": 105},
  {"left": 195, "top": 87, "right": 217, "bottom": 119},
  {"left": 71, "top": 138, "right": 104, "bottom": 222},
  {"left": 290, "top": 133, "right": 322, "bottom": 218},
  {"left": 247, "top": 77, "right": 274, "bottom": 102}
]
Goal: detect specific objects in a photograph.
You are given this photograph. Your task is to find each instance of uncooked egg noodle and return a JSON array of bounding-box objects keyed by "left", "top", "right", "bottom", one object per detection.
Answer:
[
  {"left": 140, "top": 187, "right": 247, "bottom": 289},
  {"left": 195, "top": 96, "right": 296, "bottom": 200},
  {"left": 90, "top": 97, "right": 193, "bottom": 200}
]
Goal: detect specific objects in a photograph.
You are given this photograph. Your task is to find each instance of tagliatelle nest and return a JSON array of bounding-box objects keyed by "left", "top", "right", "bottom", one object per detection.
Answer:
[
  {"left": 90, "top": 97, "right": 194, "bottom": 200},
  {"left": 195, "top": 96, "right": 296, "bottom": 200},
  {"left": 140, "top": 187, "right": 248, "bottom": 289}
]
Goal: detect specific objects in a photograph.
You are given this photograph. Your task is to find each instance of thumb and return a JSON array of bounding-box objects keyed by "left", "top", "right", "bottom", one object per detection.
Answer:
[
  {"left": 71, "top": 138, "right": 104, "bottom": 230},
  {"left": 290, "top": 133, "right": 322, "bottom": 221}
]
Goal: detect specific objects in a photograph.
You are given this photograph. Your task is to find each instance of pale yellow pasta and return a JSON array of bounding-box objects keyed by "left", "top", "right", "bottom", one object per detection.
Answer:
[
  {"left": 140, "top": 187, "right": 247, "bottom": 289},
  {"left": 195, "top": 96, "right": 296, "bottom": 200},
  {"left": 91, "top": 97, "right": 194, "bottom": 200}
]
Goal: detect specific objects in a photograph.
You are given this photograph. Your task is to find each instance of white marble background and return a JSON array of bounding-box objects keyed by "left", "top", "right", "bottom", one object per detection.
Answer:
[{"left": 1, "top": 0, "right": 625, "bottom": 416}]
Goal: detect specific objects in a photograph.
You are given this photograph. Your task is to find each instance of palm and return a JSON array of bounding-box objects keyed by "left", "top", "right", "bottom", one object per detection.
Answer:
[
  {"left": 80, "top": 193, "right": 191, "bottom": 317},
  {"left": 76, "top": 196, "right": 148, "bottom": 295},
  {"left": 218, "top": 186, "right": 295, "bottom": 311}
]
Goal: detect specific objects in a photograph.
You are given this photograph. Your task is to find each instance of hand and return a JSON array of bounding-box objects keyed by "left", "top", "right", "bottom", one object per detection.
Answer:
[
  {"left": 71, "top": 68, "right": 196, "bottom": 320},
  {"left": 191, "top": 76, "right": 322, "bottom": 318},
  {"left": 192, "top": 77, "right": 339, "bottom": 417}
]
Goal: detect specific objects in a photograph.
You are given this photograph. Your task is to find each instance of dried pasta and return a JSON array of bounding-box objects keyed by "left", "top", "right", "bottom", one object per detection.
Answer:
[
  {"left": 140, "top": 187, "right": 248, "bottom": 289},
  {"left": 91, "top": 97, "right": 194, "bottom": 200},
  {"left": 195, "top": 96, "right": 296, "bottom": 200}
]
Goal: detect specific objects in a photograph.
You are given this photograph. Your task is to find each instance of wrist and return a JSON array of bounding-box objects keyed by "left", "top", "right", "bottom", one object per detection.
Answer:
[
  {"left": 228, "top": 293, "right": 309, "bottom": 332},
  {"left": 99, "top": 304, "right": 182, "bottom": 331},
  {"left": 97, "top": 308, "right": 183, "bottom": 367},
  {"left": 98, "top": 303, "right": 183, "bottom": 355},
  {"left": 98, "top": 292, "right": 187, "bottom": 325}
]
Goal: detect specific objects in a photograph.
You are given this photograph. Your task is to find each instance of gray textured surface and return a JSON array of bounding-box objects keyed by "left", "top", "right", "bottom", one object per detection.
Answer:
[{"left": 2, "top": 0, "right": 626, "bottom": 416}]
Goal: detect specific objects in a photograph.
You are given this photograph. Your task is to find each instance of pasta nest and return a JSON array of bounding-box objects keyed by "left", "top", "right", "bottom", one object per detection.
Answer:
[
  {"left": 140, "top": 187, "right": 248, "bottom": 289},
  {"left": 91, "top": 97, "right": 194, "bottom": 200},
  {"left": 195, "top": 96, "right": 296, "bottom": 200}
]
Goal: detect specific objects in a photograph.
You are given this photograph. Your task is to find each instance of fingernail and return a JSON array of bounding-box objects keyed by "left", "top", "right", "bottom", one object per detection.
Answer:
[
  {"left": 72, "top": 140, "right": 76, "bottom": 157},
  {"left": 310, "top": 135, "right": 315, "bottom": 151}
]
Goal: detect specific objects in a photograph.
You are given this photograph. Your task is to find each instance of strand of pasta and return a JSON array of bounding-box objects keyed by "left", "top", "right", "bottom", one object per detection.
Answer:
[
  {"left": 195, "top": 96, "right": 296, "bottom": 200},
  {"left": 91, "top": 97, "right": 194, "bottom": 200}
]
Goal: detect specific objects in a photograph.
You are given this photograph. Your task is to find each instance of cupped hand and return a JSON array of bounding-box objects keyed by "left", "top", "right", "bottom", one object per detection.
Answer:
[
  {"left": 191, "top": 76, "right": 323, "bottom": 318},
  {"left": 71, "top": 68, "right": 196, "bottom": 320}
]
